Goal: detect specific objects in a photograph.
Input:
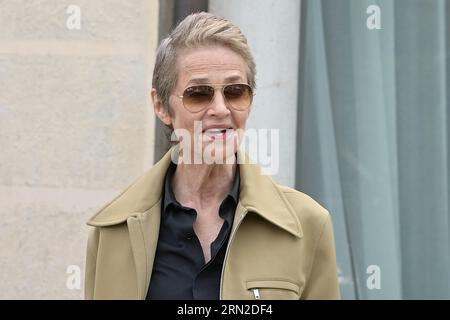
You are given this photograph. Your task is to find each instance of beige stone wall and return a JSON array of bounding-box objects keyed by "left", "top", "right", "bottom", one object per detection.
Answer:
[{"left": 0, "top": 0, "right": 159, "bottom": 299}]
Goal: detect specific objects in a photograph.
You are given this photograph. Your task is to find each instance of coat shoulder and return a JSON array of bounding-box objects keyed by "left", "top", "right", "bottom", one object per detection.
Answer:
[{"left": 277, "top": 184, "right": 331, "bottom": 231}]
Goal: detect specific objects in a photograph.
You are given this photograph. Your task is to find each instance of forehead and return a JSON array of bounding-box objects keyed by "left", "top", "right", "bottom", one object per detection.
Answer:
[{"left": 177, "top": 45, "right": 248, "bottom": 85}]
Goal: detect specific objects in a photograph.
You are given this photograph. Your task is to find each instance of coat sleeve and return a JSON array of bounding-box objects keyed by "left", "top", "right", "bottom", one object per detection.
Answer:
[
  {"left": 302, "top": 212, "right": 341, "bottom": 299},
  {"left": 85, "top": 227, "right": 100, "bottom": 300}
]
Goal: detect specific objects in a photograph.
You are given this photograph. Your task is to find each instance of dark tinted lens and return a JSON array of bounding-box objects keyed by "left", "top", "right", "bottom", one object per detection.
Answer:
[
  {"left": 224, "top": 84, "right": 252, "bottom": 110},
  {"left": 183, "top": 85, "right": 214, "bottom": 111}
]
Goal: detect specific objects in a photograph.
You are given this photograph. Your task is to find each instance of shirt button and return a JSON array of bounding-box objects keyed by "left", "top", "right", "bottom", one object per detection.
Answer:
[{"left": 186, "top": 233, "right": 194, "bottom": 240}]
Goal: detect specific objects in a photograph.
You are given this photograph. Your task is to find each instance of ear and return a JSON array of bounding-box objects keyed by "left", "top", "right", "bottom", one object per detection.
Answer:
[{"left": 151, "top": 88, "right": 172, "bottom": 126}]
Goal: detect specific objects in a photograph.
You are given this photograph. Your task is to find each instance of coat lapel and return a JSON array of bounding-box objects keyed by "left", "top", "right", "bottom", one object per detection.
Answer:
[
  {"left": 127, "top": 216, "right": 147, "bottom": 299},
  {"left": 139, "top": 202, "right": 161, "bottom": 299},
  {"left": 127, "top": 203, "right": 161, "bottom": 299}
]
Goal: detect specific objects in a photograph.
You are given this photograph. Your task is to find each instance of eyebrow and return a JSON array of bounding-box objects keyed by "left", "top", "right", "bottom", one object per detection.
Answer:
[{"left": 187, "top": 75, "right": 245, "bottom": 85}]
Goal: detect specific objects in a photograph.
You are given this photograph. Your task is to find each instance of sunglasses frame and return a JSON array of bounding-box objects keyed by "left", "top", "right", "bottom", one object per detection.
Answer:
[{"left": 173, "top": 83, "right": 255, "bottom": 113}]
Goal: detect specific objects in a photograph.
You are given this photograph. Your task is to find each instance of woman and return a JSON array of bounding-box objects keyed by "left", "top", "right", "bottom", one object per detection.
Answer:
[{"left": 85, "top": 12, "right": 340, "bottom": 300}]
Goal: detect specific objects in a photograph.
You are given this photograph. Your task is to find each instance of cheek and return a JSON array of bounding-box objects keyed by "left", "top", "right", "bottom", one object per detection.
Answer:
[
  {"left": 168, "top": 100, "right": 191, "bottom": 129},
  {"left": 234, "top": 110, "right": 250, "bottom": 128},
  {"left": 171, "top": 109, "right": 203, "bottom": 135}
]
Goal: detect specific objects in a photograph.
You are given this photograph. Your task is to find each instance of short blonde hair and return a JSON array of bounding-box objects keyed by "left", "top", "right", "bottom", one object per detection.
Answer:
[{"left": 152, "top": 12, "right": 256, "bottom": 114}]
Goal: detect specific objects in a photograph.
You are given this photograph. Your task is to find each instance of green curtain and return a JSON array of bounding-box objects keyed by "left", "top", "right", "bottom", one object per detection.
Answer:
[{"left": 296, "top": 0, "right": 450, "bottom": 299}]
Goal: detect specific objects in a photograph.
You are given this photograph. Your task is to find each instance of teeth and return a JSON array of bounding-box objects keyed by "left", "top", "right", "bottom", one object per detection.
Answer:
[{"left": 206, "top": 128, "right": 227, "bottom": 133}]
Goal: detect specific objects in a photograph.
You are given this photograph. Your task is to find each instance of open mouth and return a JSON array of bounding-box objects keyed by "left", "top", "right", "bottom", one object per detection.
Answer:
[{"left": 202, "top": 127, "right": 234, "bottom": 140}]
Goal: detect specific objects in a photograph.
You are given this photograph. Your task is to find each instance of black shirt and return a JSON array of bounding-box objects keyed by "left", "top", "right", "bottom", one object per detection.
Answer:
[{"left": 146, "top": 162, "right": 239, "bottom": 300}]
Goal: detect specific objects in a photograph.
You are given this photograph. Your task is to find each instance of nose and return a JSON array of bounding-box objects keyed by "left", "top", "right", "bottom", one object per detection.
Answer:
[{"left": 206, "top": 88, "right": 231, "bottom": 117}]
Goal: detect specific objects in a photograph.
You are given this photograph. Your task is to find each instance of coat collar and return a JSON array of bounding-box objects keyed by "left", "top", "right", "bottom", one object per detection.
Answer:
[{"left": 87, "top": 146, "right": 303, "bottom": 238}]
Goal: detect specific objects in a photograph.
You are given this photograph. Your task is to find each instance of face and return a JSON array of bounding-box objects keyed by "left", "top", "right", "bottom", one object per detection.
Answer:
[{"left": 152, "top": 44, "right": 252, "bottom": 164}]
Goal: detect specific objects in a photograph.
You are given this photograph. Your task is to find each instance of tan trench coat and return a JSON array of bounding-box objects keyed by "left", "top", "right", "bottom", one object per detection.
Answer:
[{"left": 85, "top": 148, "right": 341, "bottom": 300}]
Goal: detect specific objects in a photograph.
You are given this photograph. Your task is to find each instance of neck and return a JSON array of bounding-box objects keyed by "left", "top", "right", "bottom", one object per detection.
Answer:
[{"left": 172, "top": 159, "right": 237, "bottom": 210}]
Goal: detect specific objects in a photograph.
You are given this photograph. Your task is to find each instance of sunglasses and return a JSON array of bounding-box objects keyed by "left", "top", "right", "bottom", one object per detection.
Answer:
[{"left": 174, "top": 83, "right": 254, "bottom": 113}]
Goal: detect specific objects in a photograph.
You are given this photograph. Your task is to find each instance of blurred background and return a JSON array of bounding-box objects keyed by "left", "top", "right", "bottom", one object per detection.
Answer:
[{"left": 0, "top": 0, "right": 449, "bottom": 299}]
